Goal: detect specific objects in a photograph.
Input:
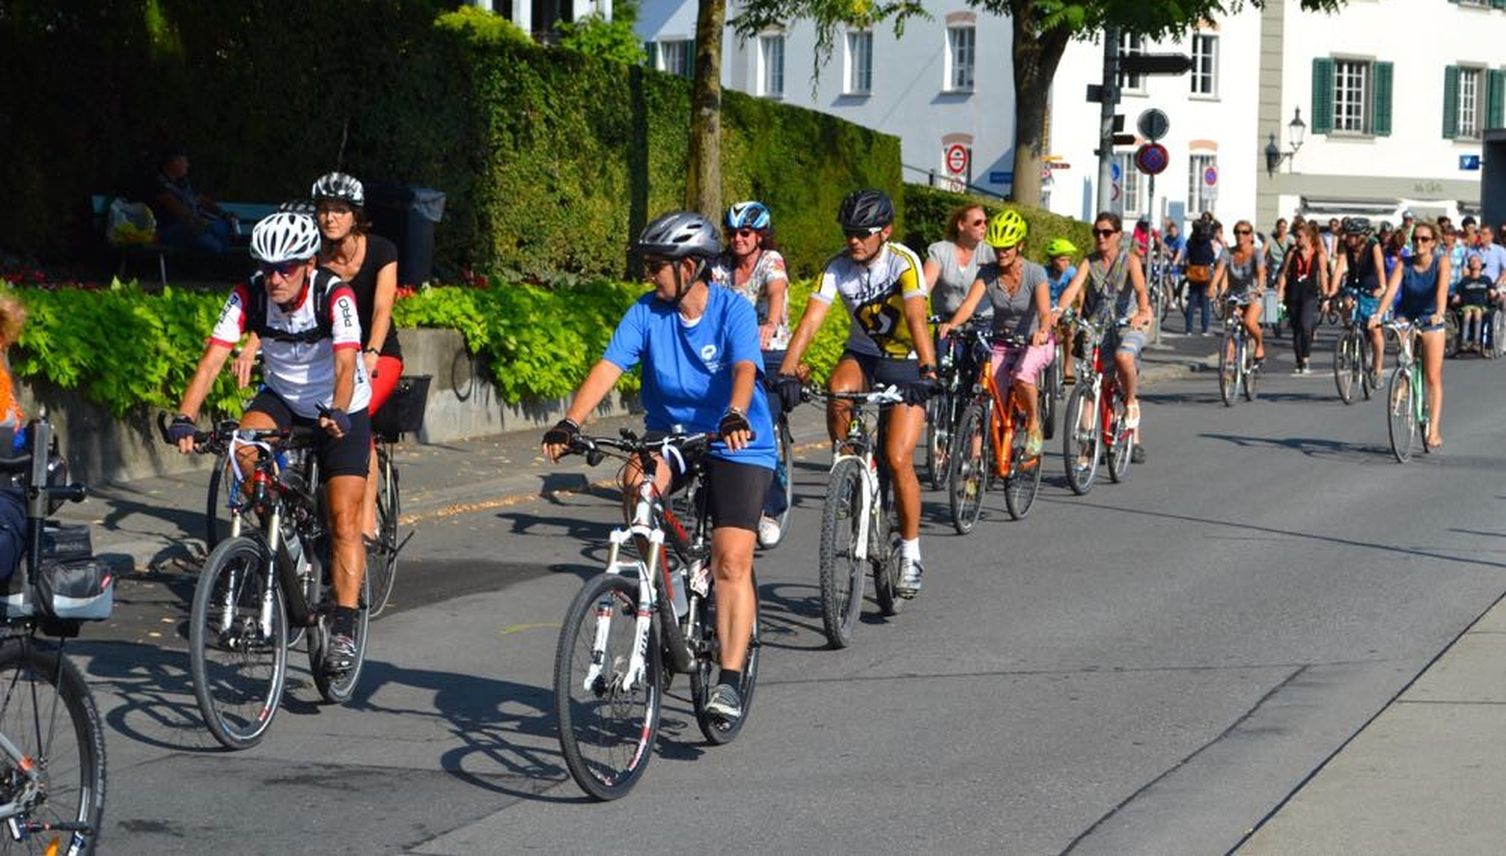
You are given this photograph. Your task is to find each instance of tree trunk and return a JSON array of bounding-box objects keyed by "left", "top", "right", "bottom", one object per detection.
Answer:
[
  {"left": 1009, "top": 1, "right": 1068, "bottom": 209},
  {"left": 686, "top": 0, "right": 726, "bottom": 219}
]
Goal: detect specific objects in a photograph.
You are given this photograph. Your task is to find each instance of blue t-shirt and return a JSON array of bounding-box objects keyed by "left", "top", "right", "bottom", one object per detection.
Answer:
[
  {"left": 1047, "top": 264, "right": 1076, "bottom": 302},
  {"left": 602, "top": 285, "right": 777, "bottom": 471}
]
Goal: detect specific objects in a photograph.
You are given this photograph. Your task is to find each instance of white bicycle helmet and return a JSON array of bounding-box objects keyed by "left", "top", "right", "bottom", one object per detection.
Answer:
[
  {"left": 250, "top": 213, "right": 321, "bottom": 263},
  {"left": 311, "top": 171, "right": 364, "bottom": 207}
]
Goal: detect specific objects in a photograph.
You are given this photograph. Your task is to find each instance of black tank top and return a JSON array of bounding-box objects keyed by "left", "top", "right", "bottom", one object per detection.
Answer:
[{"left": 1344, "top": 240, "right": 1380, "bottom": 295}]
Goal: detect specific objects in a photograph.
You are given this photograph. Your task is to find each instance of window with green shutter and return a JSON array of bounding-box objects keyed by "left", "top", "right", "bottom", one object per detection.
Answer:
[
  {"left": 1443, "top": 65, "right": 1460, "bottom": 138},
  {"left": 1488, "top": 69, "right": 1505, "bottom": 130},
  {"left": 1372, "top": 61, "right": 1393, "bottom": 136},
  {"left": 1312, "top": 58, "right": 1334, "bottom": 134}
]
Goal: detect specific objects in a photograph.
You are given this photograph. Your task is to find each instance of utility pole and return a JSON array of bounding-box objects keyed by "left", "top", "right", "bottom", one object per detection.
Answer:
[{"left": 1096, "top": 28, "right": 1120, "bottom": 215}]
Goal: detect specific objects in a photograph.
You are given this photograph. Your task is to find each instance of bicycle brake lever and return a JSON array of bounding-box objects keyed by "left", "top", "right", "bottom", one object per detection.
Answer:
[{"left": 586, "top": 449, "right": 604, "bottom": 467}]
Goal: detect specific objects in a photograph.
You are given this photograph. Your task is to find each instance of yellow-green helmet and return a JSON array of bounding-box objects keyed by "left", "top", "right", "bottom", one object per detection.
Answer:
[
  {"left": 985, "top": 210, "right": 1028, "bottom": 249},
  {"left": 1044, "top": 237, "right": 1078, "bottom": 259}
]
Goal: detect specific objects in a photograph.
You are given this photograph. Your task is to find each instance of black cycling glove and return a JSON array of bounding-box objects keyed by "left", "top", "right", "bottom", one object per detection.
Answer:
[
  {"left": 773, "top": 373, "right": 804, "bottom": 412},
  {"left": 718, "top": 409, "right": 751, "bottom": 438},
  {"left": 321, "top": 407, "right": 352, "bottom": 435},
  {"left": 166, "top": 415, "right": 197, "bottom": 444},
  {"left": 543, "top": 418, "right": 580, "bottom": 448},
  {"left": 901, "top": 378, "right": 937, "bottom": 406}
]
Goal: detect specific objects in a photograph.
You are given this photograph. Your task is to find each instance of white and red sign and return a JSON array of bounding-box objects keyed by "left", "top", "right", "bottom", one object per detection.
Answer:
[{"left": 945, "top": 143, "right": 970, "bottom": 176}]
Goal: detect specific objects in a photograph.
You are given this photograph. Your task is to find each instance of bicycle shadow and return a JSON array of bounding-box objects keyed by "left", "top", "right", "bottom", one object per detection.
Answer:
[
  {"left": 69, "top": 639, "right": 247, "bottom": 753},
  {"left": 757, "top": 580, "right": 832, "bottom": 650},
  {"left": 1198, "top": 432, "right": 1392, "bottom": 463}
]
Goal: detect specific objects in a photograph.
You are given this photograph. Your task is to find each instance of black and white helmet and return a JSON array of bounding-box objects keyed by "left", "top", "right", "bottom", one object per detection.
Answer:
[
  {"left": 836, "top": 189, "right": 895, "bottom": 230},
  {"left": 250, "top": 212, "right": 321, "bottom": 263},
  {"left": 311, "top": 171, "right": 364, "bottom": 207},
  {"left": 632, "top": 211, "right": 722, "bottom": 259},
  {"left": 1342, "top": 216, "right": 1371, "bottom": 235}
]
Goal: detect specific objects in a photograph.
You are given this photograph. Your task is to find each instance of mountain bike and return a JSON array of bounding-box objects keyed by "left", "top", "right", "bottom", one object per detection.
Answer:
[
  {"left": 804, "top": 386, "right": 906, "bottom": 649},
  {"left": 365, "top": 374, "right": 426, "bottom": 616},
  {"left": 1061, "top": 311, "right": 1135, "bottom": 495},
  {"left": 763, "top": 377, "right": 796, "bottom": 548},
  {"left": 553, "top": 430, "right": 760, "bottom": 801},
  {"left": 923, "top": 321, "right": 975, "bottom": 492},
  {"left": 161, "top": 415, "right": 372, "bottom": 750},
  {"left": 1218, "top": 293, "right": 1261, "bottom": 406},
  {"left": 1383, "top": 319, "right": 1433, "bottom": 464},
  {"left": 1332, "top": 288, "right": 1375, "bottom": 404},
  {"left": 0, "top": 415, "right": 107, "bottom": 855},
  {"left": 948, "top": 330, "right": 1045, "bottom": 530}
]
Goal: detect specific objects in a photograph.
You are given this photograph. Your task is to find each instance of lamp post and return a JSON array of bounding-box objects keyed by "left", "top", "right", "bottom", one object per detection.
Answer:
[{"left": 1264, "top": 108, "right": 1308, "bottom": 176}]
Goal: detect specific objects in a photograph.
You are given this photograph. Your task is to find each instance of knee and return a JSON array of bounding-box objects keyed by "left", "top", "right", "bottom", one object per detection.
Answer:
[{"left": 884, "top": 445, "right": 912, "bottom": 476}]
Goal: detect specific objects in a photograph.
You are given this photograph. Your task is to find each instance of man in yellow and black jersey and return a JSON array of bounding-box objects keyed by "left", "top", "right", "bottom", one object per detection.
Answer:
[{"left": 775, "top": 189, "right": 938, "bottom": 598}]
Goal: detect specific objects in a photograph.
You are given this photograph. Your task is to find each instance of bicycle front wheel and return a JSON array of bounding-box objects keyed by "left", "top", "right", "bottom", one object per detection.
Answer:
[
  {"left": 1333, "top": 331, "right": 1356, "bottom": 404},
  {"left": 1242, "top": 345, "right": 1259, "bottom": 402},
  {"left": 204, "top": 451, "right": 251, "bottom": 551},
  {"left": 818, "top": 458, "right": 868, "bottom": 648},
  {"left": 1063, "top": 384, "right": 1100, "bottom": 495},
  {"left": 1003, "top": 410, "right": 1043, "bottom": 520},
  {"left": 0, "top": 641, "right": 107, "bottom": 855},
  {"left": 692, "top": 573, "right": 759, "bottom": 745},
  {"left": 1218, "top": 328, "right": 1239, "bottom": 407},
  {"left": 1386, "top": 365, "right": 1417, "bottom": 463},
  {"left": 555, "top": 574, "right": 661, "bottom": 801},
  {"left": 1106, "top": 394, "right": 1132, "bottom": 483},
  {"left": 367, "top": 449, "right": 400, "bottom": 618},
  {"left": 190, "top": 535, "right": 288, "bottom": 750},
  {"left": 309, "top": 572, "right": 371, "bottom": 704},
  {"left": 947, "top": 403, "right": 988, "bottom": 534}
]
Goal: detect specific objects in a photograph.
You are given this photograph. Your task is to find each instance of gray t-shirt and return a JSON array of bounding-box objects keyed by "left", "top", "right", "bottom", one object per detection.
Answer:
[
  {"left": 977, "top": 261, "right": 1048, "bottom": 339},
  {"left": 1222, "top": 248, "right": 1259, "bottom": 293},
  {"left": 928, "top": 240, "right": 997, "bottom": 318}
]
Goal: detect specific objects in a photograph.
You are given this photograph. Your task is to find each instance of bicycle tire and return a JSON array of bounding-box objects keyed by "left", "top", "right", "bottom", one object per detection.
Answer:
[
  {"left": 1039, "top": 362, "right": 1058, "bottom": 441},
  {"left": 554, "top": 574, "right": 661, "bottom": 801},
  {"left": 946, "top": 403, "right": 988, "bottom": 535},
  {"left": 188, "top": 535, "right": 288, "bottom": 751},
  {"left": 1386, "top": 365, "right": 1416, "bottom": 464},
  {"left": 0, "top": 641, "right": 107, "bottom": 855},
  {"left": 1218, "top": 327, "right": 1239, "bottom": 407},
  {"left": 923, "top": 392, "right": 951, "bottom": 492},
  {"left": 1333, "top": 331, "right": 1356, "bottom": 404},
  {"left": 1003, "top": 410, "right": 1043, "bottom": 520},
  {"left": 367, "top": 448, "right": 400, "bottom": 617},
  {"left": 773, "top": 417, "right": 795, "bottom": 540},
  {"left": 817, "top": 458, "right": 867, "bottom": 648},
  {"left": 1062, "top": 384, "right": 1100, "bottom": 496},
  {"left": 1360, "top": 335, "right": 1375, "bottom": 400},
  {"left": 692, "top": 573, "right": 759, "bottom": 745},
  {"left": 204, "top": 450, "right": 250, "bottom": 551},
  {"left": 309, "top": 573, "right": 371, "bottom": 704},
  {"left": 1242, "top": 345, "right": 1259, "bottom": 402},
  {"left": 872, "top": 531, "right": 903, "bottom": 618},
  {"left": 1106, "top": 394, "right": 1132, "bottom": 484}
]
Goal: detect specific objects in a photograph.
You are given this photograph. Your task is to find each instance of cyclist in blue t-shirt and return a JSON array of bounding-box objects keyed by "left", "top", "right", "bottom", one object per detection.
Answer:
[{"left": 543, "top": 211, "right": 774, "bottom": 725}]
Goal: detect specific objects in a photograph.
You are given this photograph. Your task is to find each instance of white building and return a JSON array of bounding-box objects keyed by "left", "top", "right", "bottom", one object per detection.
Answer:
[{"left": 629, "top": 0, "right": 1493, "bottom": 230}]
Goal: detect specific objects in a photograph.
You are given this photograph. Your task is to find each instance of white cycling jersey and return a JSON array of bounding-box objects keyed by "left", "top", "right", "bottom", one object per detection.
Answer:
[
  {"left": 812, "top": 242, "right": 929, "bottom": 359},
  {"left": 210, "top": 269, "right": 371, "bottom": 418}
]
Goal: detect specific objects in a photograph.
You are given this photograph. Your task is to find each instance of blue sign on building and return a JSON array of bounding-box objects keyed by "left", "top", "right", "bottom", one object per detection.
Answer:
[
  {"left": 990, "top": 171, "right": 1013, "bottom": 184},
  {"left": 1460, "top": 154, "right": 1482, "bottom": 171}
]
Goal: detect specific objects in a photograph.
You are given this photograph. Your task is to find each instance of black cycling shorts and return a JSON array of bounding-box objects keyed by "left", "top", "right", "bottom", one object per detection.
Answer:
[
  {"left": 246, "top": 390, "right": 371, "bottom": 479},
  {"left": 701, "top": 459, "right": 773, "bottom": 532},
  {"left": 839, "top": 350, "right": 920, "bottom": 389}
]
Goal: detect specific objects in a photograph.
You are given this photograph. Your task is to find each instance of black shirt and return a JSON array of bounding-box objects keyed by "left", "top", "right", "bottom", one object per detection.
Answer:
[{"left": 343, "top": 234, "right": 403, "bottom": 359}]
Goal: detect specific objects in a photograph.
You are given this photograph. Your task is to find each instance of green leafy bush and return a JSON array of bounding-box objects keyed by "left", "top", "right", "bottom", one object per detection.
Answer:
[
  {"left": 554, "top": 14, "right": 646, "bottom": 65},
  {"left": 902, "top": 185, "right": 1093, "bottom": 266}
]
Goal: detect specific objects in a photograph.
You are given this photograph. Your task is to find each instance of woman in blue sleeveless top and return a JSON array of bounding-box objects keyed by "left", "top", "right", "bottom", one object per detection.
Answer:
[{"left": 1372, "top": 221, "right": 1448, "bottom": 450}]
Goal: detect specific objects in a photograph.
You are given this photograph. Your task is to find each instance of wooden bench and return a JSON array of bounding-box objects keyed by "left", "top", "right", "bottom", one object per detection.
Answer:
[{"left": 90, "top": 196, "right": 280, "bottom": 286}]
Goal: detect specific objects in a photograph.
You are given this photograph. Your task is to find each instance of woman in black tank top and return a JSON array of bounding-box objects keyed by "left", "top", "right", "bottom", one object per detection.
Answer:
[
  {"left": 1331, "top": 222, "right": 1389, "bottom": 383},
  {"left": 1276, "top": 222, "right": 1328, "bottom": 373}
]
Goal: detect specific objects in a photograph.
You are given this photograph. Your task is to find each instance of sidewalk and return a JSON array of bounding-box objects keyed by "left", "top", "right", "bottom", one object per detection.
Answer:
[
  {"left": 55, "top": 329, "right": 1218, "bottom": 574},
  {"left": 1239, "top": 592, "right": 1506, "bottom": 853}
]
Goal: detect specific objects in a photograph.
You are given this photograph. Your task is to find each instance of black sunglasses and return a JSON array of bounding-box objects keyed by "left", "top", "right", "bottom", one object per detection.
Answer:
[
  {"left": 642, "top": 258, "right": 673, "bottom": 276},
  {"left": 259, "top": 260, "right": 304, "bottom": 278},
  {"left": 1092, "top": 228, "right": 1117, "bottom": 238},
  {"left": 844, "top": 226, "right": 883, "bottom": 240}
]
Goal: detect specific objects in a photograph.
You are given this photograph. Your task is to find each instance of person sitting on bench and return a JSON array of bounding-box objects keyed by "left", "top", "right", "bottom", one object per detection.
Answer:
[{"left": 145, "top": 144, "right": 239, "bottom": 253}]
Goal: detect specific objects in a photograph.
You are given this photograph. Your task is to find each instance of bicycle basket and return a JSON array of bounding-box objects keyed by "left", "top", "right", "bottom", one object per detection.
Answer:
[{"left": 371, "top": 374, "right": 432, "bottom": 437}]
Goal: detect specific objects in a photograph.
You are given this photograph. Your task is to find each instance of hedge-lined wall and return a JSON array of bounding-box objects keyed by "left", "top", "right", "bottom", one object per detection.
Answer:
[{"left": 0, "top": 1, "right": 900, "bottom": 279}]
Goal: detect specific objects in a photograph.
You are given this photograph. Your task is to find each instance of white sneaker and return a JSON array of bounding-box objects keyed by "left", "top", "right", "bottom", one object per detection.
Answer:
[
  {"left": 897, "top": 556, "right": 924, "bottom": 598},
  {"left": 757, "top": 515, "right": 782, "bottom": 549}
]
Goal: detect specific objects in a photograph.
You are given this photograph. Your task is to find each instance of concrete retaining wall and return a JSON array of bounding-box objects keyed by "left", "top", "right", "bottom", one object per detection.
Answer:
[{"left": 17, "top": 328, "right": 637, "bottom": 485}]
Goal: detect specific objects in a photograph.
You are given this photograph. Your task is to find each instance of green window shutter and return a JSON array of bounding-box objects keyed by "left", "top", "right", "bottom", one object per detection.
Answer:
[
  {"left": 644, "top": 41, "right": 655, "bottom": 67},
  {"left": 682, "top": 39, "right": 696, "bottom": 78},
  {"left": 1490, "top": 69, "right": 1506, "bottom": 129},
  {"left": 1492, "top": 0, "right": 1505, "bottom": 9},
  {"left": 1311, "top": 58, "right": 1334, "bottom": 134},
  {"left": 1443, "top": 65, "right": 1460, "bottom": 138},
  {"left": 1372, "top": 61, "right": 1393, "bottom": 137}
]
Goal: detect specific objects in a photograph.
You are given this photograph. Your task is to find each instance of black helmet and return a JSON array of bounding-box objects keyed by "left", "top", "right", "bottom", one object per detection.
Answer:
[
  {"left": 632, "top": 211, "right": 722, "bottom": 260},
  {"left": 836, "top": 189, "right": 895, "bottom": 231},
  {"left": 1342, "top": 216, "right": 1371, "bottom": 235}
]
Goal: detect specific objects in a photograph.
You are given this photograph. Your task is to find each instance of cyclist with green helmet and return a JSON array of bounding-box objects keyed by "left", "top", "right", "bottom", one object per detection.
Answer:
[
  {"left": 938, "top": 210, "right": 1055, "bottom": 455},
  {"left": 1045, "top": 237, "right": 1080, "bottom": 383}
]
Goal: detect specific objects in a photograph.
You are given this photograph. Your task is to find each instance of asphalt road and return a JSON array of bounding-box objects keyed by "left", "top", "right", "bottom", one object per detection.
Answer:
[{"left": 82, "top": 343, "right": 1506, "bottom": 855}]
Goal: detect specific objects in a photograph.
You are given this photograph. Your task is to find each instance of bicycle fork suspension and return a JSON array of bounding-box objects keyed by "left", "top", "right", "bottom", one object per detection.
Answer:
[{"left": 587, "top": 529, "right": 663, "bottom": 695}]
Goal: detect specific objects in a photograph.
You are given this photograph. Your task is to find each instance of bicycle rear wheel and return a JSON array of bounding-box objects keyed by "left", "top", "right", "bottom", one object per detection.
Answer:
[
  {"left": 947, "top": 403, "right": 988, "bottom": 534},
  {"left": 1242, "top": 345, "right": 1259, "bottom": 402},
  {"left": 923, "top": 392, "right": 952, "bottom": 491},
  {"left": 367, "top": 448, "right": 400, "bottom": 618},
  {"left": 817, "top": 458, "right": 867, "bottom": 648},
  {"left": 554, "top": 574, "right": 661, "bottom": 801},
  {"left": 204, "top": 451, "right": 252, "bottom": 551},
  {"left": 189, "top": 535, "right": 288, "bottom": 750},
  {"left": 0, "top": 640, "right": 107, "bottom": 855},
  {"left": 1386, "top": 365, "right": 1417, "bottom": 463},
  {"left": 1062, "top": 384, "right": 1100, "bottom": 495},
  {"left": 1003, "top": 410, "right": 1043, "bottom": 520},
  {"left": 773, "top": 416, "right": 795, "bottom": 539},
  {"left": 1106, "top": 394, "right": 1132, "bottom": 483},
  {"left": 1218, "top": 328, "right": 1239, "bottom": 407},
  {"left": 1333, "top": 331, "right": 1356, "bottom": 404},
  {"left": 692, "top": 574, "right": 759, "bottom": 745},
  {"left": 1039, "top": 361, "right": 1058, "bottom": 441},
  {"left": 309, "top": 573, "right": 371, "bottom": 704}
]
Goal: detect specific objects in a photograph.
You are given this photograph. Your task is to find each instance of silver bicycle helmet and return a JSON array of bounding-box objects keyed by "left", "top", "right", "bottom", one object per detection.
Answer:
[
  {"left": 311, "top": 171, "right": 364, "bottom": 207},
  {"left": 633, "top": 211, "right": 722, "bottom": 259},
  {"left": 249, "top": 212, "right": 321, "bottom": 263}
]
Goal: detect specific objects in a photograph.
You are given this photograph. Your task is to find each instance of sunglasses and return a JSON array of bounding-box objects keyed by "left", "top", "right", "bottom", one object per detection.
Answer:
[
  {"left": 259, "top": 260, "right": 305, "bottom": 278},
  {"left": 1413, "top": 235, "right": 1435, "bottom": 244},
  {"left": 968, "top": 218, "right": 987, "bottom": 226},
  {"left": 642, "top": 258, "right": 673, "bottom": 277},
  {"left": 1235, "top": 229, "right": 1252, "bottom": 236},
  {"left": 844, "top": 226, "right": 883, "bottom": 240},
  {"left": 1092, "top": 228, "right": 1117, "bottom": 238},
  {"left": 726, "top": 227, "right": 759, "bottom": 238}
]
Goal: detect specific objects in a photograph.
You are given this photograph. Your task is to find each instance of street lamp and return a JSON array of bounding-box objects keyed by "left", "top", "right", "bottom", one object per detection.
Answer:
[{"left": 1265, "top": 108, "right": 1308, "bottom": 177}]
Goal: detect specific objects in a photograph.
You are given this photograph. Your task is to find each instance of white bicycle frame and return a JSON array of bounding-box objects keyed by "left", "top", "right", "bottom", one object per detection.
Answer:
[{"left": 823, "top": 386, "right": 904, "bottom": 563}]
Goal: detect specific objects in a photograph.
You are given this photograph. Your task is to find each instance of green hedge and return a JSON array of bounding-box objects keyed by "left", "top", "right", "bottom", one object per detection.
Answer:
[
  {"left": 901, "top": 185, "right": 1094, "bottom": 267},
  {"left": 0, "top": 2, "right": 901, "bottom": 279}
]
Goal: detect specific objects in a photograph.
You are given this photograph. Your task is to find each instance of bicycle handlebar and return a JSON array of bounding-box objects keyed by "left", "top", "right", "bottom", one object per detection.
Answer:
[
  {"left": 803, "top": 385, "right": 906, "bottom": 405},
  {"left": 156, "top": 412, "right": 322, "bottom": 454}
]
